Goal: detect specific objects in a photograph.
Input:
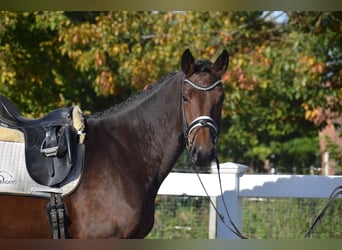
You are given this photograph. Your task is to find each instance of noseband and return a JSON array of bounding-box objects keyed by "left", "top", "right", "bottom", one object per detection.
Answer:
[{"left": 181, "top": 76, "right": 222, "bottom": 149}]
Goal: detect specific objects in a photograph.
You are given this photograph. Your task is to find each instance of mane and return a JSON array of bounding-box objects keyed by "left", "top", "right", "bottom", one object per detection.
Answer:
[
  {"left": 89, "top": 59, "right": 213, "bottom": 119},
  {"left": 90, "top": 72, "right": 178, "bottom": 119}
]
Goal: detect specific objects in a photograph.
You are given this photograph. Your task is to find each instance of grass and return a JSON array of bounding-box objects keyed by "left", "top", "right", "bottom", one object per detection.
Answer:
[
  {"left": 147, "top": 195, "right": 342, "bottom": 239},
  {"left": 242, "top": 198, "right": 342, "bottom": 239},
  {"left": 146, "top": 195, "right": 210, "bottom": 239}
]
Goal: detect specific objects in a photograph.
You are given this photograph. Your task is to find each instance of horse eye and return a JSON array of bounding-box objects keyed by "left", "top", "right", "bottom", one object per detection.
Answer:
[{"left": 182, "top": 95, "right": 190, "bottom": 103}]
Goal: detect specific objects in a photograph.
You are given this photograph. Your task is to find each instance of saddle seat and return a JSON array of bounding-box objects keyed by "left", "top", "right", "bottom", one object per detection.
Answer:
[{"left": 0, "top": 95, "right": 86, "bottom": 187}]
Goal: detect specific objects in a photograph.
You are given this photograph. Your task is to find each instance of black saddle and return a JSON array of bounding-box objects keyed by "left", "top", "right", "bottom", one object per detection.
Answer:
[{"left": 0, "top": 95, "right": 85, "bottom": 187}]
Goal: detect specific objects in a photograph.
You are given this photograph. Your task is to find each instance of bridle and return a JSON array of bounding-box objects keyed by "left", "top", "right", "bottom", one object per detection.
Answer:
[
  {"left": 180, "top": 75, "right": 248, "bottom": 239},
  {"left": 181, "top": 76, "right": 221, "bottom": 150}
]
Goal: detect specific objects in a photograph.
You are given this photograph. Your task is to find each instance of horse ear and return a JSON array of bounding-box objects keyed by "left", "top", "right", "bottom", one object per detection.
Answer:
[
  {"left": 181, "top": 49, "right": 195, "bottom": 76},
  {"left": 212, "top": 49, "right": 229, "bottom": 76}
]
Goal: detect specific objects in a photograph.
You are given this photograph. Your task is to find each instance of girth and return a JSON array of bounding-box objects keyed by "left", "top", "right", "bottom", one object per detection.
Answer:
[{"left": 0, "top": 95, "right": 86, "bottom": 187}]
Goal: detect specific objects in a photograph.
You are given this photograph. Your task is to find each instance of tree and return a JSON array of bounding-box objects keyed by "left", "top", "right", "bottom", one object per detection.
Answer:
[
  {"left": 217, "top": 12, "right": 341, "bottom": 173},
  {"left": 0, "top": 11, "right": 341, "bottom": 173}
]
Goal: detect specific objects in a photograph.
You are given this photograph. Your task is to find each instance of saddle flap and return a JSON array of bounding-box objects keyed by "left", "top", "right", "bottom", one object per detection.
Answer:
[
  {"left": 26, "top": 107, "right": 84, "bottom": 187},
  {"left": 0, "top": 95, "right": 86, "bottom": 187}
]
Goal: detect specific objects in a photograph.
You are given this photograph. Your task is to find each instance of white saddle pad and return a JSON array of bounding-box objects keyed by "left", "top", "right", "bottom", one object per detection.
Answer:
[{"left": 0, "top": 140, "right": 83, "bottom": 198}]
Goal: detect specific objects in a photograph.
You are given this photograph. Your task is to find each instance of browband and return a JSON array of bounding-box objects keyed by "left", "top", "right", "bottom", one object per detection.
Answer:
[{"left": 183, "top": 78, "right": 222, "bottom": 91}]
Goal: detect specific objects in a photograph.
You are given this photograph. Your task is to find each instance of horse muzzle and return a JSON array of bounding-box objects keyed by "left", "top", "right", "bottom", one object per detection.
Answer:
[
  {"left": 190, "top": 144, "right": 216, "bottom": 167},
  {"left": 186, "top": 116, "right": 218, "bottom": 167}
]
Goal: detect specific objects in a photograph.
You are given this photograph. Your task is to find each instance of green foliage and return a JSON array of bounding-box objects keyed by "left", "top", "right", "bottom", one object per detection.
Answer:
[
  {"left": 274, "top": 137, "right": 320, "bottom": 174},
  {"left": 237, "top": 137, "right": 320, "bottom": 174},
  {"left": 325, "top": 135, "right": 342, "bottom": 172},
  {"left": 0, "top": 11, "right": 341, "bottom": 169}
]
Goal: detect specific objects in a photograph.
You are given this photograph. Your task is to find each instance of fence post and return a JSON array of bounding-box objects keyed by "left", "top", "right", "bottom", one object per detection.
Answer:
[{"left": 210, "top": 162, "right": 248, "bottom": 239}]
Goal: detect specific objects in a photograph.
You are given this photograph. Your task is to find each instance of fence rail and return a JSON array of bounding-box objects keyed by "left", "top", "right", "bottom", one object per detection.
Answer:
[{"left": 157, "top": 162, "right": 342, "bottom": 239}]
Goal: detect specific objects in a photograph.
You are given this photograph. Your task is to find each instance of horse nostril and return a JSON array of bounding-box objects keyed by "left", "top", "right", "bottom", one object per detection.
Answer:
[{"left": 190, "top": 146, "right": 215, "bottom": 167}]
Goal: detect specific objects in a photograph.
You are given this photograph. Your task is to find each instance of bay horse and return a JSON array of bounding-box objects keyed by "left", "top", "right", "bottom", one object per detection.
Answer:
[{"left": 0, "top": 49, "right": 229, "bottom": 238}]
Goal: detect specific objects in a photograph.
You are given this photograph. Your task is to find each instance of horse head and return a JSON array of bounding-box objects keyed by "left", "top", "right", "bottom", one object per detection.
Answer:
[{"left": 181, "top": 49, "right": 229, "bottom": 167}]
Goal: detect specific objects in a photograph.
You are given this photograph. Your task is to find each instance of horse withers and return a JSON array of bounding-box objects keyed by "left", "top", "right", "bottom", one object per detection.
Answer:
[{"left": 0, "top": 49, "right": 229, "bottom": 238}]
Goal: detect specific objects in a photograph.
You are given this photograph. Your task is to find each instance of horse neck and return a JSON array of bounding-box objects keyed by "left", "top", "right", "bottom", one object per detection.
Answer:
[
  {"left": 86, "top": 72, "right": 186, "bottom": 184},
  {"left": 130, "top": 72, "right": 186, "bottom": 180}
]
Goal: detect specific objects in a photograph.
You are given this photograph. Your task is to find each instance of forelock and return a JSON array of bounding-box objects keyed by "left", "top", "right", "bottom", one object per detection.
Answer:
[{"left": 194, "top": 60, "right": 212, "bottom": 73}]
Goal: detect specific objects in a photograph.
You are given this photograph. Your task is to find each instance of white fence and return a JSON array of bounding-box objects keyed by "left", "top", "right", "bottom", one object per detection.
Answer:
[{"left": 157, "top": 162, "right": 342, "bottom": 239}]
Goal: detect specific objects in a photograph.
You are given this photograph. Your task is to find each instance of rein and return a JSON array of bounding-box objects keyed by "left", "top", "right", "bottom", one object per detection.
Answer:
[
  {"left": 192, "top": 156, "right": 248, "bottom": 239},
  {"left": 305, "top": 185, "right": 342, "bottom": 238},
  {"left": 181, "top": 75, "right": 247, "bottom": 239}
]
